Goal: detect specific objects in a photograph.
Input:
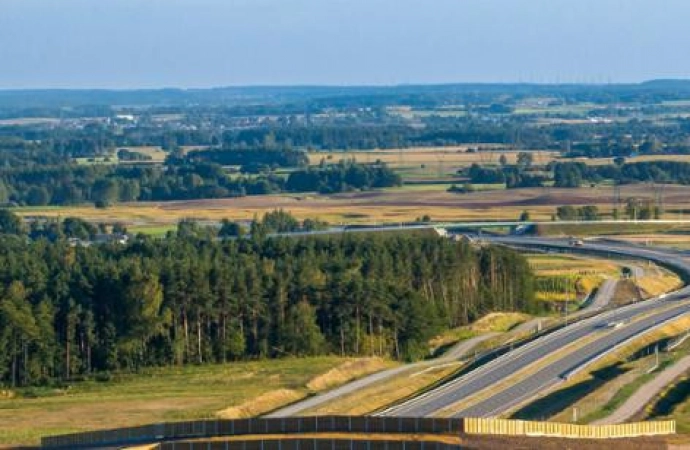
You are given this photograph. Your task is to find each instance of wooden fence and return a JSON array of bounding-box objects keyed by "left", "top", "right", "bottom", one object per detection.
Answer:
[{"left": 464, "top": 417, "right": 676, "bottom": 439}]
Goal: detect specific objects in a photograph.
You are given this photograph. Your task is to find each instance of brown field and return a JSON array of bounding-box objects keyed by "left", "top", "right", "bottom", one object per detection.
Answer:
[{"left": 16, "top": 184, "right": 690, "bottom": 228}]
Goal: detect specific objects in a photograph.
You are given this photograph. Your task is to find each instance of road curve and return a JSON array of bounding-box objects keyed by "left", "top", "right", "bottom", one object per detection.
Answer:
[
  {"left": 265, "top": 333, "right": 497, "bottom": 418},
  {"left": 379, "top": 238, "right": 690, "bottom": 418}
]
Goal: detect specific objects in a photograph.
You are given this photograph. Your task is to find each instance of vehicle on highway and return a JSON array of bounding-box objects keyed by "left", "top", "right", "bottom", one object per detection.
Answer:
[
  {"left": 606, "top": 320, "right": 626, "bottom": 329},
  {"left": 570, "top": 238, "right": 584, "bottom": 247}
]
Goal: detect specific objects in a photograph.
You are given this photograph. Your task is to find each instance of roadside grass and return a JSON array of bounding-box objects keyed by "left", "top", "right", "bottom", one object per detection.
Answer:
[
  {"left": 636, "top": 273, "right": 684, "bottom": 298},
  {"left": 469, "top": 312, "right": 531, "bottom": 333},
  {"left": 0, "top": 356, "right": 387, "bottom": 446},
  {"left": 305, "top": 358, "right": 394, "bottom": 392},
  {"left": 428, "top": 329, "right": 478, "bottom": 355},
  {"left": 301, "top": 364, "right": 461, "bottom": 416}
]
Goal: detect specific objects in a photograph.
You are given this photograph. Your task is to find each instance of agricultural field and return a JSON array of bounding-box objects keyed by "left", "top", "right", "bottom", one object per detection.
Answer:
[
  {"left": 0, "top": 357, "right": 393, "bottom": 446},
  {"left": 15, "top": 183, "right": 690, "bottom": 233},
  {"left": 529, "top": 254, "right": 621, "bottom": 304},
  {"left": 308, "top": 147, "right": 559, "bottom": 181}
]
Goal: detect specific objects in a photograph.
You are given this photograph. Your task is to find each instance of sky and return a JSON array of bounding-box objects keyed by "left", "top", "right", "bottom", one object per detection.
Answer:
[{"left": 0, "top": 0, "right": 689, "bottom": 89}]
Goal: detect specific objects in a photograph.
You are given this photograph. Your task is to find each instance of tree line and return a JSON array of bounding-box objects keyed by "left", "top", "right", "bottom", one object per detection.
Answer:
[
  {"left": 0, "top": 160, "right": 400, "bottom": 207},
  {"left": 0, "top": 216, "right": 535, "bottom": 387},
  {"left": 460, "top": 160, "right": 690, "bottom": 191}
]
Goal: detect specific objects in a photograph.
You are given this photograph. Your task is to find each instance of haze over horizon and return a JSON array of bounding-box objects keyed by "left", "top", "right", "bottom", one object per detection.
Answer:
[{"left": 1, "top": 0, "right": 689, "bottom": 89}]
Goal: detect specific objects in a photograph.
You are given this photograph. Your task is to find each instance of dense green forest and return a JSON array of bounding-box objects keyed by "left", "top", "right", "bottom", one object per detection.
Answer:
[{"left": 0, "top": 216, "right": 534, "bottom": 387}]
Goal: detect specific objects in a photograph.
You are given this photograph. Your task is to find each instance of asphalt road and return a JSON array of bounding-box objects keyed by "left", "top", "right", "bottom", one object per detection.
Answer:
[
  {"left": 265, "top": 332, "right": 498, "bottom": 418},
  {"left": 378, "top": 238, "right": 690, "bottom": 418},
  {"left": 584, "top": 278, "right": 618, "bottom": 311}
]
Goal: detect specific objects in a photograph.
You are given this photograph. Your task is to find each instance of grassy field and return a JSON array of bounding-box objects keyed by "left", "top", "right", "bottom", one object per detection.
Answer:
[
  {"left": 0, "top": 357, "right": 394, "bottom": 446},
  {"left": 119, "top": 146, "right": 169, "bottom": 163}
]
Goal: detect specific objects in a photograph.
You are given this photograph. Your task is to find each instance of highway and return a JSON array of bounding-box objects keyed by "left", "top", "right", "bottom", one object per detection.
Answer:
[
  {"left": 266, "top": 332, "right": 498, "bottom": 418},
  {"left": 378, "top": 237, "right": 690, "bottom": 418}
]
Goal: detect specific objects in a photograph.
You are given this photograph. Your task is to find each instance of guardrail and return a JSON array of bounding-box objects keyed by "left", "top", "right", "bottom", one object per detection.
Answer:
[{"left": 464, "top": 418, "right": 676, "bottom": 439}]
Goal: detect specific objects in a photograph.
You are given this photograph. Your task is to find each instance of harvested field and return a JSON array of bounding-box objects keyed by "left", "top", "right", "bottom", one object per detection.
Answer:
[{"left": 16, "top": 184, "right": 690, "bottom": 228}]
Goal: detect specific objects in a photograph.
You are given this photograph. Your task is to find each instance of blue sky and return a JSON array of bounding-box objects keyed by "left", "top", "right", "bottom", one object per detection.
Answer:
[{"left": 0, "top": 0, "right": 688, "bottom": 88}]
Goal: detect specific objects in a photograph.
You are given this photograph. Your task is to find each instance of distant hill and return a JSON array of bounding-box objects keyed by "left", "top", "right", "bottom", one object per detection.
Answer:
[{"left": 0, "top": 80, "right": 689, "bottom": 111}]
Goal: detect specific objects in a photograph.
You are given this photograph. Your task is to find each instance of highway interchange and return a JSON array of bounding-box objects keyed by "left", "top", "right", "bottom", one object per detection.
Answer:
[{"left": 270, "top": 233, "right": 690, "bottom": 419}]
